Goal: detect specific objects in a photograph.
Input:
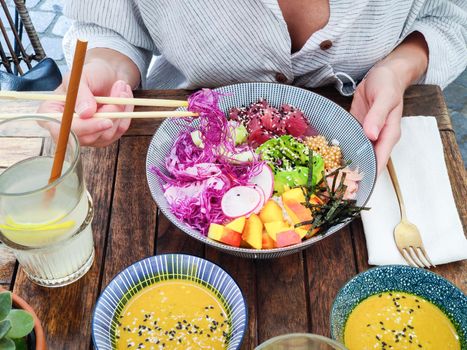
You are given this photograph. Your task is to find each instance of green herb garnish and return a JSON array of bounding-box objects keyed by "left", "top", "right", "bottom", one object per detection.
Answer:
[{"left": 296, "top": 151, "right": 370, "bottom": 238}]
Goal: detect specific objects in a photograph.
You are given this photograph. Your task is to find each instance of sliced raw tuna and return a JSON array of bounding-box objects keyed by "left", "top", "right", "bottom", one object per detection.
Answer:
[
  {"left": 248, "top": 129, "right": 273, "bottom": 148},
  {"left": 284, "top": 114, "right": 309, "bottom": 137}
]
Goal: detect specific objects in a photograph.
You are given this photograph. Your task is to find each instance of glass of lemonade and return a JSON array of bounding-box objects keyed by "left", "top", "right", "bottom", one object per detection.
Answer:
[
  {"left": 255, "top": 334, "right": 348, "bottom": 350},
  {"left": 0, "top": 116, "right": 94, "bottom": 287}
]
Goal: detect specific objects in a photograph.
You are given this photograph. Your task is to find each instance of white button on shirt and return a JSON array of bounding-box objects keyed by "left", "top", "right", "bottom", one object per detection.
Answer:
[{"left": 63, "top": 0, "right": 467, "bottom": 94}]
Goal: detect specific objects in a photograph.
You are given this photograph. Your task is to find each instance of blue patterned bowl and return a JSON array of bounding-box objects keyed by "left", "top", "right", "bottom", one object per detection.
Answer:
[
  {"left": 330, "top": 265, "right": 467, "bottom": 348},
  {"left": 92, "top": 254, "right": 247, "bottom": 349},
  {"left": 146, "top": 83, "right": 376, "bottom": 258}
]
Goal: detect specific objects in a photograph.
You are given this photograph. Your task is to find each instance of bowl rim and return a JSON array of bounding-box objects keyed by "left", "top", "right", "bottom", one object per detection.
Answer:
[
  {"left": 91, "top": 253, "right": 248, "bottom": 350},
  {"left": 329, "top": 264, "right": 467, "bottom": 341},
  {"left": 254, "top": 332, "right": 347, "bottom": 349},
  {"left": 146, "top": 82, "right": 377, "bottom": 257}
]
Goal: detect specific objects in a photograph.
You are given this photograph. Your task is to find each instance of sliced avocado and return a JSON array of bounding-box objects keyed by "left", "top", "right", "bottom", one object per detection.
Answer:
[
  {"left": 274, "top": 167, "right": 308, "bottom": 195},
  {"left": 234, "top": 124, "right": 248, "bottom": 145},
  {"left": 273, "top": 157, "right": 324, "bottom": 195}
]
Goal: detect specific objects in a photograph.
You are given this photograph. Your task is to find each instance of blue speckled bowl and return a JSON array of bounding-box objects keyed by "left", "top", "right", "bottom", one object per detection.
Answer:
[
  {"left": 330, "top": 265, "right": 467, "bottom": 349},
  {"left": 92, "top": 254, "right": 247, "bottom": 350}
]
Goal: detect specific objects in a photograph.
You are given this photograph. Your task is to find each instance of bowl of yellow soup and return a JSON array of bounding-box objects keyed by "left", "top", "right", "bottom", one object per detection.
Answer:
[
  {"left": 330, "top": 265, "right": 466, "bottom": 350},
  {"left": 92, "top": 254, "right": 247, "bottom": 349}
]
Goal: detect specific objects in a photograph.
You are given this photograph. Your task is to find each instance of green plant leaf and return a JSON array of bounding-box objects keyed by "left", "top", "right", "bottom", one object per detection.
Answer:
[
  {"left": 0, "top": 320, "right": 11, "bottom": 339},
  {"left": 0, "top": 293, "right": 12, "bottom": 321},
  {"left": 13, "top": 337, "right": 27, "bottom": 350},
  {"left": 0, "top": 337, "right": 15, "bottom": 350},
  {"left": 5, "top": 311, "right": 33, "bottom": 339}
]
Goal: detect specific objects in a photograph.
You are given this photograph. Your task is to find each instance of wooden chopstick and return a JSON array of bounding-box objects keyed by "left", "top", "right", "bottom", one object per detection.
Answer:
[
  {"left": 0, "top": 90, "right": 189, "bottom": 108},
  {"left": 0, "top": 111, "right": 198, "bottom": 120}
]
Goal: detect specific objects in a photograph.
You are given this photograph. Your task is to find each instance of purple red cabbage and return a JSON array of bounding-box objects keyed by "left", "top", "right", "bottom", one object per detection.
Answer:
[{"left": 150, "top": 89, "right": 262, "bottom": 235}]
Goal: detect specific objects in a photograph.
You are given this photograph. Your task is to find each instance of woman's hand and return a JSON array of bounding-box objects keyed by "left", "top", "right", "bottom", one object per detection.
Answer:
[
  {"left": 350, "top": 64, "right": 404, "bottom": 175},
  {"left": 38, "top": 48, "right": 140, "bottom": 147},
  {"left": 351, "top": 32, "right": 429, "bottom": 174}
]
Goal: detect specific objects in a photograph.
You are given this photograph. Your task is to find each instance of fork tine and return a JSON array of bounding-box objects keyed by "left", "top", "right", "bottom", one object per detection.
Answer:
[
  {"left": 408, "top": 247, "right": 425, "bottom": 268},
  {"left": 414, "top": 247, "right": 431, "bottom": 269},
  {"left": 417, "top": 246, "right": 436, "bottom": 268},
  {"left": 401, "top": 248, "right": 418, "bottom": 267}
]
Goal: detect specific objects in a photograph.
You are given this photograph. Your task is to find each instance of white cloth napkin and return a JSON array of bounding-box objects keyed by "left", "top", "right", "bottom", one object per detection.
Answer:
[{"left": 361, "top": 116, "right": 467, "bottom": 266}]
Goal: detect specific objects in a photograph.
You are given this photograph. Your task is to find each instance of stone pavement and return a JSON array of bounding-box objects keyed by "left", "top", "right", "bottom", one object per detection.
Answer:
[{"left": 3, "top": 0, "right": 466, "bottom": 164}]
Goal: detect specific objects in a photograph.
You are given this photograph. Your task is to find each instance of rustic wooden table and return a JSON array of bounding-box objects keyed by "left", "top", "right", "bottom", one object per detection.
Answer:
[{"left": 0, "top": 85, "right": 465, "bottom": 349}]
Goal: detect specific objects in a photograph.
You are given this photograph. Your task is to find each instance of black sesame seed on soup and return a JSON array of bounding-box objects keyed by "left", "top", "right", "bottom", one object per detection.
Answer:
[
  {"left": 114, "top": 280, "right": 231, "bottom": 349},
  {"left": 344, "top": 291, "right": 460, "bottom": 350}
]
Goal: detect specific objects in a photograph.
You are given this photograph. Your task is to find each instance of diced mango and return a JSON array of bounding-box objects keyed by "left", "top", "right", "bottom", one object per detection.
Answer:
[
  {"left": 242, "top": 214, "right": 263, "bottom": 250},
  {"left": 281, "top": 187, "right": 306, "bottom": 203},
  {"left": 295, "top": 227, "right": 308, "bottom": 239},
  {"left": 208, "top": 224, "right": 242, "bottom": 247},
  {"left": 276, "top": 230, "right": 302, "bottom": 248},
  {"left": 262, "top": 232, "right": 275, "bottom": 249},
  {"left": 264, "top": 221, "right": 292, "bottom": 241},
  {"left": 282, "top": 188, "right": 321, "bottom": 236},
  {"left": 259, "top": 200, "right": 284, "bottom": 223},
  {"left": 226, "top": 216, "right": 246, "bottom": 233},
  {"left": 208, "top": 223, "right": 224, "bottom": 241}
]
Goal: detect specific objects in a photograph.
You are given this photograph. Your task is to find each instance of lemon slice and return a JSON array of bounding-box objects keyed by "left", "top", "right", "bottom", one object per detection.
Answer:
[{"left": 1, "top": 216, "right": 75, "bottom": 232}]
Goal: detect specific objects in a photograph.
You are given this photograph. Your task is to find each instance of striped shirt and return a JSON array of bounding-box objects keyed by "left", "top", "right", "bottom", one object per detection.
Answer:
[{"left": 63, "top": 0, "right": 467, "bottom": 95}]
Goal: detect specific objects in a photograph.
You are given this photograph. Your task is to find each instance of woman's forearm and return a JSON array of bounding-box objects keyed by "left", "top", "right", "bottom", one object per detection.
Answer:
[
  {"left": 85, "top": 48, "right": 141, "bottom": 89},
  {"left": 377, "top": 32, "right": 429, "bottom": 89}
]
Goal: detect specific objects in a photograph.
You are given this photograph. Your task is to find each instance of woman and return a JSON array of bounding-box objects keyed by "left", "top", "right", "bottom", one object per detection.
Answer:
[{"left": 40, "top": 0, "right": 467, "bottom": 173}]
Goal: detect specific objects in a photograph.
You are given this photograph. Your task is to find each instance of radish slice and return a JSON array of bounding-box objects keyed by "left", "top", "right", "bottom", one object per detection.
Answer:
[
  {"left": 251, "top": 185, "right": 266, "bottom": 214},
  {"left": 249, "top": 164, "right": 274, "bottom": 199},
  {"left": 221, "top": 186, "right": 261, "bottom": 218}
]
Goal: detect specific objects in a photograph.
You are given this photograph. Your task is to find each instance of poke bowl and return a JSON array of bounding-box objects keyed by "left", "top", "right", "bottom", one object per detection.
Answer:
[
  {"left": 146, "top": 83, "right": 376, "bottom": 258},
  {"left": 92, "top": 254, "right": 247, "bottom": 349},
  {"left": 330, "top": 265, "right": 467, "bottom": 349}
]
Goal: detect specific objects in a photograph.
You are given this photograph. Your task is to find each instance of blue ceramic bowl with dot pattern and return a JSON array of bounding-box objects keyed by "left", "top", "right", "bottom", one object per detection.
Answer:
[
  {"left": 92, "top": 254, "right": 247, "bottom": 350},
  {"left": 146, "top": 82, "right": 377, "bottom": 259},
  {"left": 330, "top": 265, "right": 467, "bottom": 348}
]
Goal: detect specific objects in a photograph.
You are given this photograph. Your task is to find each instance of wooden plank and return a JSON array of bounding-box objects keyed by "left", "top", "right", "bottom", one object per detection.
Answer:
[
  {"left": 156, "top": 213, "right": 205, "bottom": 256},
  {"left": 0, "top": 100, "right": 41, "bottom": 116},
  {"left": 430, "top": 130, "right": 467, "bottom": 292},
  {"left": 440, "top": 131, "right": 467, "bottom": 230},
  {"left": 305, "top": 227, "right": 357, "bottom": 337},
  {"left": 350, "top": 219, "right": 370, "bottom": 272},
  {"left": 256, "top": 254, "right": 308, "bottom": 343},
  {"left": 0, "top": 244, "right": 16, "bottom": 287},
  {"left": 100, "top": 136, "right": 157, "bottom": 287},
  {"left": 0, "top": 137, "right": 42, "bottom": 168},
  {"left": 205, "top": 248, "right": 258, "bottom": 350},
  {"left": 403, "top": 85, "right": 452, "bottom": 130},
  {"left": 11, "top": 144, "right": 118, "bottom": 349}
]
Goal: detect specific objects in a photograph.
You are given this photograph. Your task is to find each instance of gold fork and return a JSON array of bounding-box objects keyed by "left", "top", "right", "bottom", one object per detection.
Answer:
[{"left": 387, "top": 158, "right": 435, "bottom": 268}]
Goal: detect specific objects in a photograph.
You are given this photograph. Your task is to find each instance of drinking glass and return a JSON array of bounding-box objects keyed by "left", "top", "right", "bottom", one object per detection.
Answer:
[
  {"left": 255, "top": 333, "right": 348, "bottom": 350},
  {"left": 0, "top": 116, "right": 94, "bottom": 287}
]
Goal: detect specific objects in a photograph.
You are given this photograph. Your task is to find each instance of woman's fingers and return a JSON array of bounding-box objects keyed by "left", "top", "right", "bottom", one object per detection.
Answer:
[
  {"left": 75, "top": 81, "right": 98, "bottom": 118},
  {"left": 374, "top": 105, "right": 402, "bottom": 174},
  {"left": 91, "top": 81, "right": 133, "bottom": 147},
  {"left": 349, "top": 86, "right": 369, "bottom": 125},
  {"left": 362, "top": 92, "right": 399, "bottom": 141},
  {"left": 44, "top": 117, "right": 114, "bottom": 145}
]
